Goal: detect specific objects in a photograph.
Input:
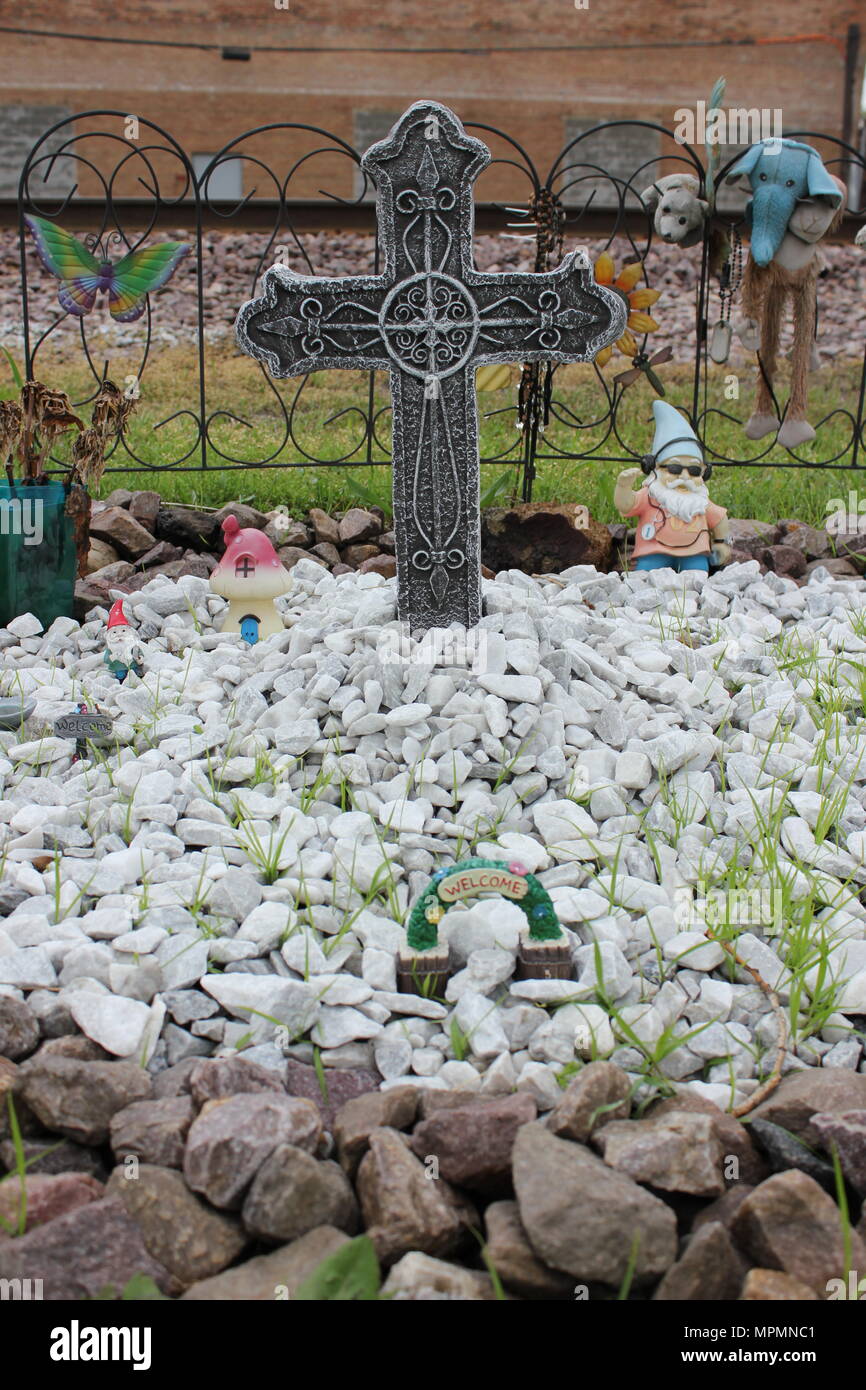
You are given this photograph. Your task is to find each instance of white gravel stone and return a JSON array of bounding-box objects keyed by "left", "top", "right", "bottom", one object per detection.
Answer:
[
  {"left": 68, "top": 992, "right": 152, "bottom": 1057},
  {"left": 374, "top": 1035, "right": 413, "bottom": 1078},
  {"left": 280, "top": 930, "right": 328, "bottom": 976},
  {"left": 731, "top": 933, "right": 791, "bottom": 994},
  {"left": 575, "top": 941, "right": 634, "bottom": 998},
  {"left": 4, "top": 564, "right": 866, "bottom": 1098},
  {"left": 207, "top": 869, "right": 263, "bottom": 922},
  {"left": 202, "top": 974, "right": 320, "bottom": 1038},
  {"left": 410, "top": 1047, "right": 444, "bottom": 1076},
  {"left": 515, "top": 1061, "right": 562, "bottom": 1110},
  {"left": 662, "top": 932, "right": 727, "bottom": 971},
  {"left": 0, "top": 948, "right": 57, "bottom": 988},
  {"left": 479, "top": 1051, "right": 517, "bottom": 1093},
  {"left": 436, "top": 1060, "right": 482, "bottom": 1091},
  {"left": 509, "top": 978, "right": 586, "bottom": 1003},
  {"left": 453, "top": 990, "right": 510, "bottom": 1059},
  {"left": 476, "top": 673, "right": 543, "bottom": 704},
  {"left": 445, "top": 948, "right": 515, "bottom": 1000},
  {"left": 442, "top": 900, "right": 523, "bottom": 963},
  {"left": 238, "top": 902, "right": 295, "bottom": 952}
]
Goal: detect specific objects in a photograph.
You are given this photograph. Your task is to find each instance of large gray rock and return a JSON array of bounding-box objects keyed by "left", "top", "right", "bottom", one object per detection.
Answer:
[
  {"left": 0, "top": 1136, "right": 107, "bottom": 1181},
  {"left": 0, "top": 996, "right": 39, "bottom": 1060},
  {"left": 0, "top": 1172, "right": 104, "bottom": 1234},
  {"left": 692, "top": 1186, "right": 755, "bottom": 1234},
  {"left": 740, "top": 1268, "right": 820, "bottom": 1300},
  {"left": 646, "top": 1091, "right": 767, "bottom": 1186},
  {"left": 512, "top": 1122, "right": 678, "bottom": 1288},
  {"left": 152, "top": 1057, "right": 201, "bottom": 1099},
  {"left": 14, "top": 1057, "right": 152, "bottom": 1145},
  {"left": 747, "top": 1071, "right": 866, "bottom": 1148},
  {"left": 338, "top": 508, "right": 381, "bottom": 545},
  {"left": 0, "top": 1197, "right": 177, "bottom": 1299},
  {"left": 88, "top": 505, "right": 156, "bottom": 559},
  {"left": 484, "top": 1199, "right": 575, "bottom": 1300},
  {"left": 653, "top": 1222, "right": 747, "bottom": 1300},
  {"left": 181, "top": 1225, "right": 350, "bottom": 1300},
  {"left": 155, "top": 504, "right": 221, "bottom": 550},
  {"left": 357, "top": 1127, "right": 476, "bottom": 1266},
  {"left": 811, "top": 1110, "right": 866, "bottom": 1195},
  {"left": 188, "top": 1056, "right": 286, "bottom": 1107},
  {"left": 731, "top": 1170, "right": 866, "bottom": 1297},
  {"left": 547, "top": 1061, "right": 631, "bottom": 1142},
  {"left": 594, "top": 1113, "right": 725, "bottom": 1198},
  {"left": 748, "top": 1118, "right": 835, "bottom": 1192},
  {"left": 183, "top": 1093, "right": 322, "bottom": 1209},
  {"left": 242, "top": 1143, "right": 358, "bottom": 1243},
  {"left": 332, "top": 1086, "right": 418, "bottom": 1178},
  {"left": 109, "top": 1096, "right": 195, "bottom": 1169},
  {"left": 284, "top": 1058, "right": 382, "bottom": 1128},
  {"left": 410, "top": 1093, "right": 537, "bottom": 1194},
  {"left": 107, "top": 1164, "right": 247, "bottom": 1287}
]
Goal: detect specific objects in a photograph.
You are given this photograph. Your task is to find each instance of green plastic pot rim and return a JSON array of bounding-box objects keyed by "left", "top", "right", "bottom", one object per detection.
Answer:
[{"left": 0, "top": 480, "right": 68, "bottom": 501}]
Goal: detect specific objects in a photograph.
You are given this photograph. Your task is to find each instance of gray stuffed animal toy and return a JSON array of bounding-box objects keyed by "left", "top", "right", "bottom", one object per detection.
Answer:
[{"left": 641, "top": 173, "right": 709, "bottom": 248}]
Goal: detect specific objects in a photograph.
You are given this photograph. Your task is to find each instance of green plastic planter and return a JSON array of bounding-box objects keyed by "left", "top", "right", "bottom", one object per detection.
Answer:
[{"left": 0, "top": 481, "right": 77, "bottom": 629}]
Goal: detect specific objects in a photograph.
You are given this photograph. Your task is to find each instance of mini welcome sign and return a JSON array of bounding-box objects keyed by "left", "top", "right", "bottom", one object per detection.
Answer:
[
  {"left": 399, "top": 856, "right": 572, "bottom": 993},
  {"left": 54, "top": 711, "right": 114, "bottom": 741},
  {"left": 54, "top": 704, "right": 114, "bottom": 760}
]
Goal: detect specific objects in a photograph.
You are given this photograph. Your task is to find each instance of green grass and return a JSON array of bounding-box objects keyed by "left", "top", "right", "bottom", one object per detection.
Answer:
[{"left": 6, "top": 346, "right": 865, "bottom": 526}]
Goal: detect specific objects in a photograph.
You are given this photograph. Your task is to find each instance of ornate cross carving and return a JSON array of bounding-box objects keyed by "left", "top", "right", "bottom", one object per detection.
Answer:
[{"left": 236, "top": 101, "right": 626, "bottom": 631}]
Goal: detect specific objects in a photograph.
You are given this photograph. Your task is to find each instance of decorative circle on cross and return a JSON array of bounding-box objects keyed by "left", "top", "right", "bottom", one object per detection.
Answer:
[{"left": 379, "top": 271, "right": 479, "bottom": 381}]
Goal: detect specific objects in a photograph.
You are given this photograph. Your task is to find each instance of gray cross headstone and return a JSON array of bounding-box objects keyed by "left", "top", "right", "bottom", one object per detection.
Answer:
[{"left": 236, "top": 101, "right": 626, "bottom": 631}]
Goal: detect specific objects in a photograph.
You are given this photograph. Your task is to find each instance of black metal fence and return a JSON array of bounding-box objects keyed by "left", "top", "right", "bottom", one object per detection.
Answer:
[{"left": 15, "top": 111, "right": 866, "bottom": 498}]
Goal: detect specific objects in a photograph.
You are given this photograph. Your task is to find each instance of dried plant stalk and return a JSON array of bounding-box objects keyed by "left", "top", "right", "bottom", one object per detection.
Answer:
[
  {"left": 19, "top": 380, "right": 46, "bottom": 481},
  {"left": 91, "top": 378, "right": 122, "bottom": 435},
  {"left": 32, "top": 388, "right": 84, "bottom": 477},
  {"left": 71, "top": 427, "right": 107, "bottom": 489},
  {"left": 0, "top": 399, "right": 23, "bottom": 485}
]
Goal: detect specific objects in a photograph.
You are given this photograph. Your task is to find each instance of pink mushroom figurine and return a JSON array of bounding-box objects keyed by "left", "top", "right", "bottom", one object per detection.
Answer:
[
  {"left": 103, "top": 599, "right": 145, "bottom": 683},
  {"left": 209, "top": 514, "right": 291, "bottom": 644}
]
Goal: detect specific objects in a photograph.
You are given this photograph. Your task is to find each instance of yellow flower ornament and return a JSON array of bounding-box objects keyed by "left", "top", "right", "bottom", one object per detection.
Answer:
[{"left": 592, "top": 255, "right": 660, "bottom": 366}]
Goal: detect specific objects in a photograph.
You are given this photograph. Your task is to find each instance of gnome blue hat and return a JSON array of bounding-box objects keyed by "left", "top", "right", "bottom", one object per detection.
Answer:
[{"left": 650, "top": 400, "right": 703, "bottom": 467}]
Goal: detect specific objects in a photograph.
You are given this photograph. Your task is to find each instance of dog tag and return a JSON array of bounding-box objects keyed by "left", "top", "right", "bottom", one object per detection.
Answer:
[
  {"left": 641, "top": 523, "right": 656, "bottom": 541},
  {"left": 709, "top": 321, "right": 731, "bottom": 364}
]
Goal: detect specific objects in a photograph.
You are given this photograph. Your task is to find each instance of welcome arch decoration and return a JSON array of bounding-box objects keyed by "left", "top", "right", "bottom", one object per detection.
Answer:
[{"left": 406, "top": 856, "right": 564, "bottom": 951}]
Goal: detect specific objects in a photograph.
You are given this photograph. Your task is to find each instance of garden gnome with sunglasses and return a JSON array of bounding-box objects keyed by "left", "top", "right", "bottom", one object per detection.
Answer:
[{"left": 614, "top": 400, "right": 731, "bottom": 573}]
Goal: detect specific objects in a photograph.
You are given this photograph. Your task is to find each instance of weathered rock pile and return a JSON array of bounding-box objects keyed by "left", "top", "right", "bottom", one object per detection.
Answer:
[
  {"left": 77, "top": 489, "right": 866, "bottom": 621},
  {"left": 1, "top": 1050, "right": 865, "bottom": 1299}
]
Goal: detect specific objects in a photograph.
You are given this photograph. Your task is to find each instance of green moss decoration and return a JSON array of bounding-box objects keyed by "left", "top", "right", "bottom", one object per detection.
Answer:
[{"left": 405, "top": 856, "right": 564, "bottom": 951}]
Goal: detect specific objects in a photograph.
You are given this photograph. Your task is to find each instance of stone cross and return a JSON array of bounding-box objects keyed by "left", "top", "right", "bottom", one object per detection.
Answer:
[{"left": 236, "top": 101, "right": 626, "bottom": 631}]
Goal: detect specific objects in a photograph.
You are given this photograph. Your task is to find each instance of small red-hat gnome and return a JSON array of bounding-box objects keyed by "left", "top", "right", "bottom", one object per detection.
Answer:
[
  {"left": 107, "top": 599, "right": 130, "bottom": 629},
  {"left": 103, "top": 598, "right": 145, "bottom": 683}
]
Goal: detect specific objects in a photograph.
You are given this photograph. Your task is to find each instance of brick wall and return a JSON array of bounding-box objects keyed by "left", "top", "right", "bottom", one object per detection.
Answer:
[{"left": 1, "top": 2, "right": 862, "bottom": 202}]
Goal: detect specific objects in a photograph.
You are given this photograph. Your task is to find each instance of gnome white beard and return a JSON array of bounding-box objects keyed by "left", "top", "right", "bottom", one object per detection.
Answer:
[
  {"left": 648, "top": 473, "right": 710, "bottom": 523},
  {"left": 106, "top": 628, "right": 139, "bottom": 665}
]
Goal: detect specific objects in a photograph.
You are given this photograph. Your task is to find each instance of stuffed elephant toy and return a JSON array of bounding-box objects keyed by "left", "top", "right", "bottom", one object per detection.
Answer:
[
  {"left": 725, "top": 138, "right": 843, "bottom": 266},
  {"left": 641, "top": 173, "right": 709, "bottom": 247},
  {"left": 724, "top": 139, "right": 845, "bottom": 448}
]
